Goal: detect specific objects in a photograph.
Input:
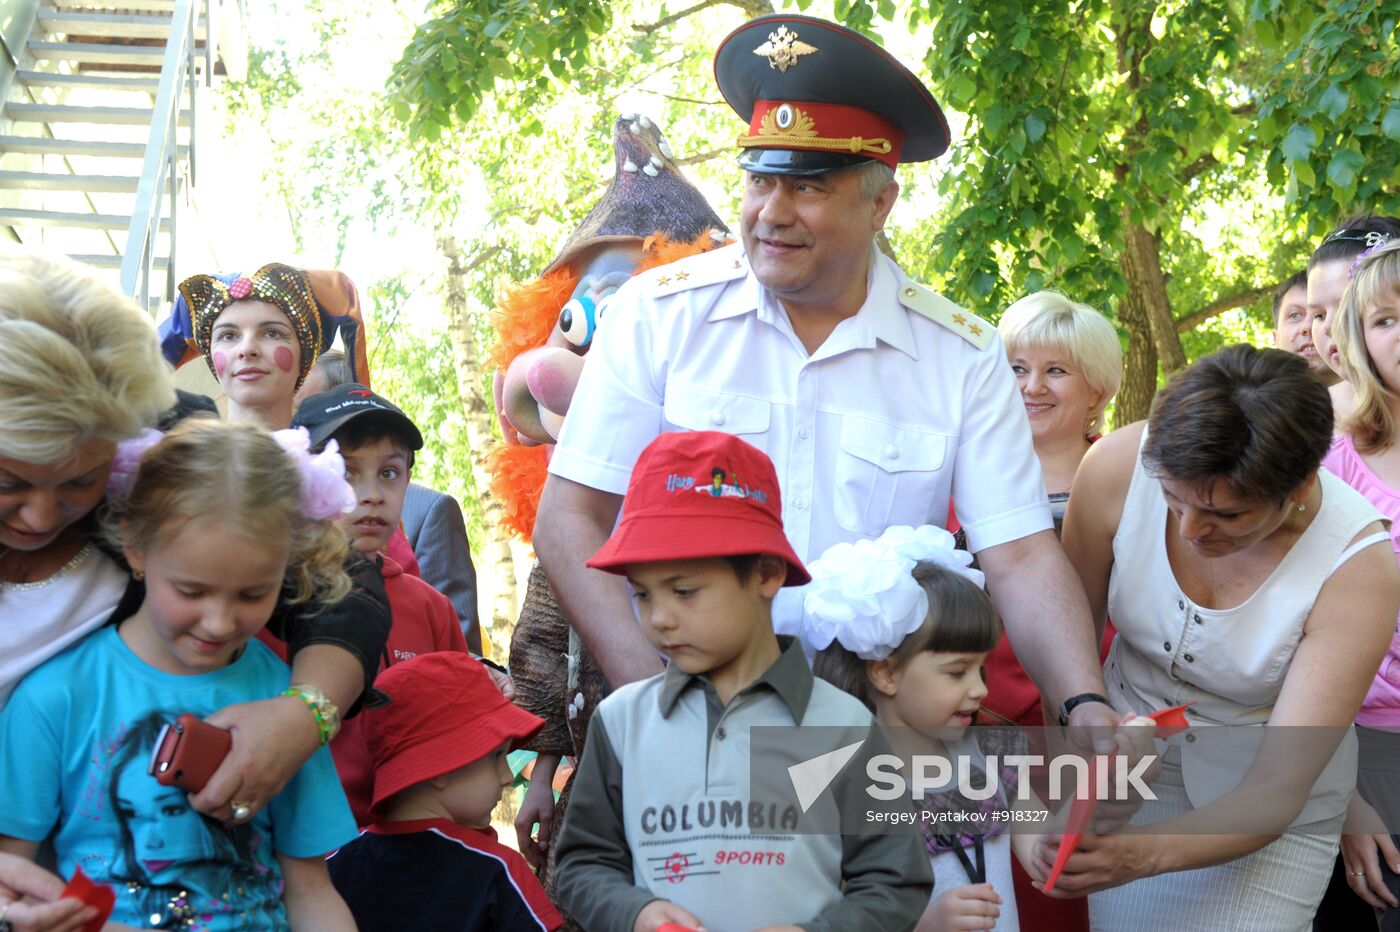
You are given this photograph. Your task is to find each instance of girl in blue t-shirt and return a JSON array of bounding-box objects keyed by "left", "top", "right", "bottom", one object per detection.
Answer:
[{"left": 0, "top": 419, "right": 360, "bottom": 930}]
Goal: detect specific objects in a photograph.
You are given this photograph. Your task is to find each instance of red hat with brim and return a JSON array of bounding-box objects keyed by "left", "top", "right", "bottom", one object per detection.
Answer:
[
  {"left": 588, "top": 430, "right": 809, "bottom": 586},
  {"left": 367, "top": 653, "right": 544, "bottom": 812}
]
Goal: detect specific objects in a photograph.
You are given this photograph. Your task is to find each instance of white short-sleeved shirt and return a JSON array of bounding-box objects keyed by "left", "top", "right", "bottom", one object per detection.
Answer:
[{"left": 550, "top": 242, "right": 1051, "bottom": 560}]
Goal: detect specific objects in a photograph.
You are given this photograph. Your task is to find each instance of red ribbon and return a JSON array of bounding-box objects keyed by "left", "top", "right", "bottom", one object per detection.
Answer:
[{"left": 1041, "top": 702, "right": 1193, "bottom": 893}]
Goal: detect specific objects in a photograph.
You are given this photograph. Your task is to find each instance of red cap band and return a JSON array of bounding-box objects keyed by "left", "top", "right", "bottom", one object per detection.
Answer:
[{"left": 740, "top": 100, "right": 906, "bottom": 168}]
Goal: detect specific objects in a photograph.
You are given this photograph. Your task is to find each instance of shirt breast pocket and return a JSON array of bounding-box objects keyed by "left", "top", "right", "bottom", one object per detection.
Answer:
[
  {"left": 663, "top": 388, "right": 771, "bottom": 452},
  {"left": 834, "top": 418, "right": 947, "bottom": 535}
]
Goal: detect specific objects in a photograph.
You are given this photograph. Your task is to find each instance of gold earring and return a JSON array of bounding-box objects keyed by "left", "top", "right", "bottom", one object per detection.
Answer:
[
  {"left": 132, "top": 568, "right": 145, "bottom": 581},
  {"left": 1296, "top": 501, "right": 1306, "bottom": 514}
]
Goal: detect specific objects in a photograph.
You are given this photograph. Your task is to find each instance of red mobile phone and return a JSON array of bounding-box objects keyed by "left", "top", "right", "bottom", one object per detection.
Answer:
[{"left": 146, "top": 713, "right": 232, "bottom": 793}]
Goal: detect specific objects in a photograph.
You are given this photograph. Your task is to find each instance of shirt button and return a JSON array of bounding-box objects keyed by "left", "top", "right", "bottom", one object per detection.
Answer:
[
  {"left": 1186, "top": 734, "right": 1197, "bottom": 744},
  {"left": 1194, "top": 614, "right": 1203, "bottom": 625},
  {"left": 1184, "top": 654, "right": 1195, "bottom": 663},
  {"left": 1163, "top": 641, "right": 1171, "bottom": 651},
  {"left": 884, "top": 445, "right": 899, "bottom": 461},
  {"left": 710, "top": 411, "right": 725, "bottom": 426},
  {"left": 794, "top": 499, "right": 807, "bottom": 510},
  {"left": 716, "top": 726, "right": 727, "bottom": 740},
  {"left": 799, "top": 428, "right": 810, "bottom": 439},
  {"left": 1177, "top": 600, "right": 1184, "bottom": 610},
  {"left": 902, "top": 286, "right": 917, "bottom": 298}
]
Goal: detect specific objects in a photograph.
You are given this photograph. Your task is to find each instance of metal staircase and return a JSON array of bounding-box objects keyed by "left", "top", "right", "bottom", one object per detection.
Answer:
[{"left": 0, "top": 0, "right": 244, "bottom": 308}]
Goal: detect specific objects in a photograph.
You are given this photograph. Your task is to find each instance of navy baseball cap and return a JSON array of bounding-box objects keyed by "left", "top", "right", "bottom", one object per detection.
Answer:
[{"left": 292, "top": 383, "right": 424, "bottom": 453}]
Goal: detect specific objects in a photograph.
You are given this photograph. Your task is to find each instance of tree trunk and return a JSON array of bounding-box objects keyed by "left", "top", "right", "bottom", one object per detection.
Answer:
[
  {"left": 439, "top": 233, "right": 518, "bottom": 660},
  {"left": 1114, "top": 285, "right": 1159, "bottom": 426},
  {"left": 1120, "top": 212, "right": 1187, "bottom": 375}
]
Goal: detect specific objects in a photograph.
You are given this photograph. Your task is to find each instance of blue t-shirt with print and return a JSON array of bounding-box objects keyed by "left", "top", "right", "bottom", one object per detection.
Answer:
[{"left": 0, "top": 627, "right": 356, "bottom": 930}]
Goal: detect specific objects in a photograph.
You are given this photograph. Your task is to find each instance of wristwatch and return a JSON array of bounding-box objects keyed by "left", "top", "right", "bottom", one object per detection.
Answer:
[{"left": 1057, "top": 692, "right": 1113, "bottom": 726}]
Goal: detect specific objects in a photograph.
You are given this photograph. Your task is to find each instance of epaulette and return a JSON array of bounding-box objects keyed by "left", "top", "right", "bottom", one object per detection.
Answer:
[
  {"left": 650, "top": 242, "right": 748, "bottom": 297},
  {"left": 898, "top": 280, "right": 994, "bottom": 350}
]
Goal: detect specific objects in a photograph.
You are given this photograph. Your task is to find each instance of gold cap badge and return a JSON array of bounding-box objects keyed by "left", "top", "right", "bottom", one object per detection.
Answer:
[{"left": 753, "top": 25, "right": 817, "bottom": 73}]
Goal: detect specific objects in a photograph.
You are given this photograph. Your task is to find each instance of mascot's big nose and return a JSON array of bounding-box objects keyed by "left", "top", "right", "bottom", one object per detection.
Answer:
[{"left": 499, "top": 346, "right": 587, "bottom": 445}]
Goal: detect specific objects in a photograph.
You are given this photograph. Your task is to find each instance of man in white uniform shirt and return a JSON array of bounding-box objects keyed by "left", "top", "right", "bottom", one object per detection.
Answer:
[{"left": 534, "top": 13, "right": 1118, "bottom": 734}]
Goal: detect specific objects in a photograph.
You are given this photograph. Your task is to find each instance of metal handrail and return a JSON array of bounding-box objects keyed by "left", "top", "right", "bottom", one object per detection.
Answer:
[{"left": 120, "top": 0, "right": 216, "bottom": 306}]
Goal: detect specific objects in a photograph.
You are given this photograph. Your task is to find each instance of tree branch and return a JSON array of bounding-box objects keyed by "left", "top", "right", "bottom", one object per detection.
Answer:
[
  {"left": 676, "top": 147, "right": 729, "bottom": 167},
  {"left": 1183, "top": 153, "right": 1219, "bottom": 180},
  {"left": 1174, "top": 285, "right": 1273, "bottom": 332},
  {"left": 632, "top": 0, "right": 731, "bottom": 34}
]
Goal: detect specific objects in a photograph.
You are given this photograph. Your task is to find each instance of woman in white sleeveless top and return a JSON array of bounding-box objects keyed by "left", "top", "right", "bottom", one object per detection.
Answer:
[{"left": 1027, "top": 345, "right": 1400, "bottom": 930}]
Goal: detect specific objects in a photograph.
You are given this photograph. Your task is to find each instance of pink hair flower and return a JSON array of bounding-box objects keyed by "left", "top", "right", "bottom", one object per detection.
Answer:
[
  {"left": 228, "top": 277, "right": 253, "bottom": 300},
  {"left": 104, "top": 428, "right": 165, "bottom": 499},
  {"left": 272, "top": 428, "right": 357, "bottom": 521}
]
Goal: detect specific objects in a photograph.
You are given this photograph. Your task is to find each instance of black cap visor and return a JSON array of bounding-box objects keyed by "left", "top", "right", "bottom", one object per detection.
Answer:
[{"left": 736, "top": 148, "right": 876, "bottom": 175}]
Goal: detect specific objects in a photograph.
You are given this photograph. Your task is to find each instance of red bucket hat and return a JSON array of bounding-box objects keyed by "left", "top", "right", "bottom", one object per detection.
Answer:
[
  {"left": 366, "top": 653, "right": 544, "bottom": 812},
  {"left": 587, "top": 431, "right": 809, "bottom": 586}
]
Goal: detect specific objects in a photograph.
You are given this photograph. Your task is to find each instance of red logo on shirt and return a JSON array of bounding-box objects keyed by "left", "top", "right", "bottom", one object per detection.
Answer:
[{"left": 662, "top": 852, "right": 690, "bottom": 883}]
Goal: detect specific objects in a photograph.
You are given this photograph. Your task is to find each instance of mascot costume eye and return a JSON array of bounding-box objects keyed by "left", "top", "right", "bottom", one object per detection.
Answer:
[{"left": 488, "top": 113, "right": 730, "bottom": 919}]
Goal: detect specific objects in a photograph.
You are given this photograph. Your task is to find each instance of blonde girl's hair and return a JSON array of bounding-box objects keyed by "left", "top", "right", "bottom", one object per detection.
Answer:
[
  {"left": 0, "top": 245, "right": 176, "bottom": 465},
  {"left": 104, "top": 419, "right": 350, "bottom": 606},
  {"left": 813, "top": 562, "right": 1000, "bottom": 712},
  {"left": 1336, "top": 241, "right": 1400, "bottom": 454},
  {"left": 998, "top": 291, "right": 1123, "bottom": 437}
]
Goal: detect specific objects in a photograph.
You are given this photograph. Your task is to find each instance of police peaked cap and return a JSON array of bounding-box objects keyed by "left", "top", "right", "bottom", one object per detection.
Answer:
[{"left": 714, "top": 13, "right": 950, "bottom": 175}]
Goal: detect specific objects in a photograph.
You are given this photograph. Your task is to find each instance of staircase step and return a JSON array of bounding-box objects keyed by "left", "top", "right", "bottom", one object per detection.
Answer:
[
  {"left": 27, "top": 41, "right": 175, "bottom": 67},
  {"left": 7, "top": 102, "right": 189, "bottom": 126},
  {"left": 15, "top": 70, "right": 161, "bottom": 91},
  {"left": 0, "top": 207, "right": 169, "bottom": 231},
  {"left": 0, "top": 135, "right": 187, "bottom": 158},
  {"left": 37, "top": 10, "right": 207, "bottom": 40},
  {"left": 48, "top": 0, "right": 177, "bottom": 13},
  {"left": 0, "top": 170, "right": 146, "bottom": 192},
  {"left": 71, "top": 252, "right": 169, "bottom": 270}
]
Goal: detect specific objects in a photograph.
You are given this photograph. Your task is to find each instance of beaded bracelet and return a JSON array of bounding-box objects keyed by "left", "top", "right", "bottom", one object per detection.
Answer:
[{"left": 282, "top": 684, "right": 342, "bottom": 745}]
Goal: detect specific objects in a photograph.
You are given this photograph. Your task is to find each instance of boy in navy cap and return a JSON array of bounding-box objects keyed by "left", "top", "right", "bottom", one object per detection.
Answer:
[
  {"left": 553, "top": 430, "right": 930, "bottom": 931},
  {"left": 285, "top": 384, "right": 468, "bottom": 823}
]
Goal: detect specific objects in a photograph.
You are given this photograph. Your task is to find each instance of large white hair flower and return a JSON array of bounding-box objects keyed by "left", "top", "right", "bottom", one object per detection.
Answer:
[{"left": 773, "top": 525, "right": 983, "bottom": 660}]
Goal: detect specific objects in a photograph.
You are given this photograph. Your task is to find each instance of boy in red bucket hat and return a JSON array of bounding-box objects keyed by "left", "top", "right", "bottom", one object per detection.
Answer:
[
  {"left": 553, "top": 431, "right": 930, "bottom": 931},
  {"left": 327, "top": 653, "right": 563, "bottom": 931}
]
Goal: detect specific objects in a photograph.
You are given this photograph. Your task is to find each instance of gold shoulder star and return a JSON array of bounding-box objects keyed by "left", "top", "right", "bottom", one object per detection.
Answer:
[
  {"left": 952, "top": 313, "right": 967, "bottom": 326},
  {"left": 674, "top": 270, "right": 690, "bottom": 281},
  {"left": 657, "top": 274, "right": 672, "bottom": 286},
  {"left": 969, "top": 324, "right": 983, "bottom": 337},
  {"left": 753, "top": 25, "right": 818, "bottom": 73}
]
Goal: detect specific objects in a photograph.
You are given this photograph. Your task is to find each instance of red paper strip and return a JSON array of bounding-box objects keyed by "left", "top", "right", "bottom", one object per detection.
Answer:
[
  {"left": 1041, "top": 703, "right": 1193, "bottom": 893},
  {"left": 61, "top": 866, "right": 115, "bottom": 932}
]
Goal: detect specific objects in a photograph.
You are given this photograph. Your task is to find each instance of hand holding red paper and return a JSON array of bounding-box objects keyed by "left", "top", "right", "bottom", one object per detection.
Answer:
[
  {"left": 1041, "top": 703, "right": 1192, "bottom": 893},
  {"left": 60, "top": 868, "right": 114, "bottom": 932}
]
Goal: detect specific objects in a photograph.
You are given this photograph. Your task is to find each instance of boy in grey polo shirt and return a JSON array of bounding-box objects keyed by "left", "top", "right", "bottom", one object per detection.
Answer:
[{"left": 553, "top": 430, "right": 931, "bottom": 931}]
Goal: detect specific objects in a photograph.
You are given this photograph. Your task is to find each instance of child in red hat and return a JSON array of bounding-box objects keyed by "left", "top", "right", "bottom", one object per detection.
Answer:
[
  {"left": 327, "top": 652, "right": 563, "bottom": 931},
  {"left": 553, "top": 430, "right": 930, "bottom": 932}
]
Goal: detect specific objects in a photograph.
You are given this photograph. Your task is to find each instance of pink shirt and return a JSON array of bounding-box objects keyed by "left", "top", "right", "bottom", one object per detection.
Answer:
[{"left": 1322, "top": 434, "right": 1400, "bottom": 727}]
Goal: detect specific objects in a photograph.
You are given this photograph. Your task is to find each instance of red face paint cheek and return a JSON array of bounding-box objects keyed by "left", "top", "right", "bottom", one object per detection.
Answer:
[
  {"left": 212, "top": 351, "right": 229, "bottom": 379},
  {"left": 273, "top": 347, "right": 295, "bottom": 373}
]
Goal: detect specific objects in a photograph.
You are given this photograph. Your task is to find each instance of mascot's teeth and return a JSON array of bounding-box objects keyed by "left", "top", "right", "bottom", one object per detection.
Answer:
[
  {"left": 623, "top": 158, "right": 638, "bottom": 173},
  {"left": 629, "top": 120, "right": 642, "bottom": 135},
  {"left": 658, "top": 139, "right": 674, "bottom": 160},
  {"left": 621, "top": 111, "right": 637, "bottom": 121},
  {"left": 643, "top": 162, "right": 659, "bottom": 176},
  {"left": 639, "top": 115, "right": 653, "bottom": 129}
]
